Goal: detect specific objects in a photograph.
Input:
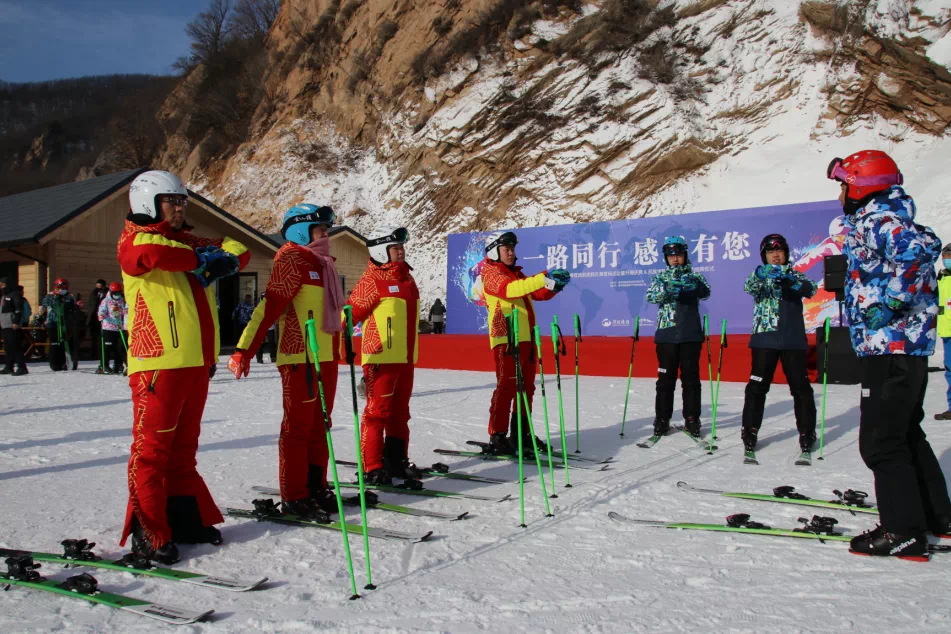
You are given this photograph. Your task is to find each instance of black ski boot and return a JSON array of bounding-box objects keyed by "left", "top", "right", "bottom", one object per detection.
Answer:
[
  {"left": 167, "top": 496, "right": 223, "bottom": 545},
  {"left": 935, "top": 411, "right": 951, "bottom": 421},
  {"left": 929, "top": 516, "right": 951, "bottom": 539},
  {"left": 0, "top": 366, "right": 12, "bottom": 375},
  {"left": 383, "top": 437, "right": 423, "bottom": 487},
  {"left": 364, "top": 468, "right": 392, "bottom": 485},
  {"left": 684, "top": 416, "right": 701, "bottom": 438},
  {"left": 489, "top": 432, "right": 514, "bottom": 455},
  {"left": 741, "top": 427, "right": 758, "bottom": 452},
  {"left": 799, "top": 432, "right": 817, "bottom": 452},
  {"left": 282, "top": 498, "right": 330, "bottom": 523},
  {"left": 13, "top": 366, "right": 28, "bottom": 376},
  {"left": 307, "top": 465, "right": 338, "bottom": 514},
  {"left": 653, "top": 418, "right": 670, "bottom": 436},
  {"left": 130, "top": 517, "right": 180, "bottom": 565},
  {"left": 849, "top": 527, "right": 928, "bottom": 560}
]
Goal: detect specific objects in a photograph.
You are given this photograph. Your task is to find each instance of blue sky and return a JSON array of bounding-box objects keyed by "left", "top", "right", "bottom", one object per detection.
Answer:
[{"left": 0, "top": 0, "right": 203, "bottom": 82}]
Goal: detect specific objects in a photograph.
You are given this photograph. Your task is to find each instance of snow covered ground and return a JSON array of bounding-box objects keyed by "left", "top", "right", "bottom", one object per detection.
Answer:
[{"left": 3, "top": 358, "right": 951, "bottom": 633}]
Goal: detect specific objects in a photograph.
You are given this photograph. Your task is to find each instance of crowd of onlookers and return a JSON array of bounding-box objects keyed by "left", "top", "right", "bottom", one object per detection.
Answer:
[{"left": 0, "top": 277, "right": 128, "bottom": 376}]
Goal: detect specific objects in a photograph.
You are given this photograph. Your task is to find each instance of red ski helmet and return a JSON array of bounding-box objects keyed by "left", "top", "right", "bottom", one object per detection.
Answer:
[
  {"left": 53, "top": 277, "right": 69, "bottom": 290},
  {"left": 109, "top": 282, "right": 122, "bottom": 293},
  {"left": 827, "top": 150, "right": 902, "bottom": 212}
]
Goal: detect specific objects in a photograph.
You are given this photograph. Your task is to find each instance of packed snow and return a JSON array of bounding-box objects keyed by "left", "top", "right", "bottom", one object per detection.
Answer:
[{"left": 3, "top": 358, "right": 951, "bottom": 632}]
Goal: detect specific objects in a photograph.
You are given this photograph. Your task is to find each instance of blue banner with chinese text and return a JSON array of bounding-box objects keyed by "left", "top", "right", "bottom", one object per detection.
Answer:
[{"left": 446, "top": 201, "right": 846, "bottom": 336}]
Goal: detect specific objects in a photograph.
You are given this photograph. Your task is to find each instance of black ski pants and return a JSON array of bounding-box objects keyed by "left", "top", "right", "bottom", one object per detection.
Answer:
[
  {"left": 103, "top": 330, "right": 127, "bottom": 372},
  {"left": 859, "top": 355, "right": 951, "bottom": 535},
  {"left": 655, "top": 342, "right": 702, "bottom": 421},
  {"left": 257, "top": 329, "right": 277, "bottom": 363},
  {"left": 47, "top": 326, "right": 76, "bottom": 370},
  {"left": 2, "top": 327, "right": 24, "bottom": 370},
  {"left": 741, "top": 348, "right": 816, "bottom": 436}
]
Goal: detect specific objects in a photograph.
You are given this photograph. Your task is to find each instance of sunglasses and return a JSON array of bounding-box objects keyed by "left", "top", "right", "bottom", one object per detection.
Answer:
[{"left": 159, "top": 196, "right": 188, "bottom": 207}]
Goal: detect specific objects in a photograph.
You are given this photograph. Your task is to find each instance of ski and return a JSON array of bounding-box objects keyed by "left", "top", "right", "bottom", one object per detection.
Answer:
[
  {"left": 252, "top": 482, "right": 507, "bottom": 503},
  {"left": 334, "top": 459, "right": 512, "bottom": 485},
  {"left": 465, "top": 441, "right": 613, "bottom": 464},
  {"left": 607, "top": 512, "right": 951, "bottom": 560},
  {"left": 2, "top": 557, "right": 213, "bottom": 625},
  {"left": 674, "top": 426, "right": 718, "bottom": 450},
  {"left": 677, "top": 481, "right": 879, "bottom": 515},
  {"left": 433, "top": 448, "right": 606, "bottom": 472},
  {"left": 743, "top": 450, "right": 759, "bottom": 465},
  {"left": 636, "top": 434, "right": 663, "bottom": 449},
  {"left": 795, "top": 450, "right": 813, "bottom": 466},
  {"left": 0, "top": 540, "right": 266, "bottom": 592},
  {"left": 250, "top": 487, "right": 469, "bottom": 521},
  {"left": 225, "top": 505, "right": 433, "bottom": 542}
]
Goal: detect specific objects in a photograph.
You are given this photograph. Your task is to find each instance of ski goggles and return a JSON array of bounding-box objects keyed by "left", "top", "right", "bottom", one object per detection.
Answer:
[
  {"left": 366, "top": 227, "right": 410, "bottom": 249},
  {"left": 662, "top": 243, "right": 687, "bottom": 256},
  {"left": 826, "top": 157, "right": 903, "bottom": 187},
  {"left": 281, "top": 206, "right": 336, "bottom": 234},
  {"left": 761, "top": 235, "right": 786, "bottom": 251},
  {"left": 487, "top": 231, "right": 518, "bottom": 251}
]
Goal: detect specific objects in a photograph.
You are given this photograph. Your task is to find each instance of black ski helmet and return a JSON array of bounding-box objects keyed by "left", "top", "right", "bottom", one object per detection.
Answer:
[{"left": 760, "top": 234, "right": 789, "bottom": 264}]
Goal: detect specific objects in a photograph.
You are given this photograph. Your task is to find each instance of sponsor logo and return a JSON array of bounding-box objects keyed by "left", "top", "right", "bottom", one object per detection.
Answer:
[
  {"left": 889, "top": 538, "right": 918, "bottom": 554},
  {"left": 388, "top": 285, "right": 399, "bottom": 293},
  {"left": 309, "top": 271, "right": 320, "bottom": 280},
  {"left": 601, "top": 318, "right": 633, "bottom": 328},
  {"left": 750, "top": 375, "right": 762, "bottom": 382},
  {"left": 658, "top": 368, "right": 667, "bottom": 374}
]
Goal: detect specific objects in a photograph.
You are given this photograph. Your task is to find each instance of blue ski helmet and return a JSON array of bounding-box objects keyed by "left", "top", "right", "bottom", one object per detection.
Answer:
[
  {"left": 662, "top": 235, "right": 687, "bottom": 256},
  {"left": 281, "top": 204, "right": 336, "bottom": 246}
]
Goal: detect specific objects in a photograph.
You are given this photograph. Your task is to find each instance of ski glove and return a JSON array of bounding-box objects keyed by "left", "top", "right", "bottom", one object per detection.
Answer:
[
  {"left": 866, "top": 296, "right": 906, "bottom": 330},
  {"left": 548, "top": 268, "right": 571, "bottom": 291},
  {"left": 228, "top": 349, "right": 253, "bottom": 379},
  {"left": 192, "top": 247, "right": 240, "bottom": 288}
]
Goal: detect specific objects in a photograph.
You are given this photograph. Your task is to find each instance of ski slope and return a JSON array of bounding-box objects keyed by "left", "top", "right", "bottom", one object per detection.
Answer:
[{"left": 2, "top": 359, "right": 951, "bottom": 632}]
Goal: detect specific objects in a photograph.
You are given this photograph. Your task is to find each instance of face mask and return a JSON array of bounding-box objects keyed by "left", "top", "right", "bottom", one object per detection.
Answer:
[
  {"left": 944, "top": 258, "right": 951, "bottom": 270},
  {"left": 57, "top": 289, "right": 68, "bottom": 296}
]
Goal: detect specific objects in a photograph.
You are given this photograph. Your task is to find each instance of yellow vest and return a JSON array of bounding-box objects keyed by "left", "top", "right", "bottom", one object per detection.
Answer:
[
  {"left": 938, "top": 273, "right": 951, "bottom": 338},
  {"left": 484, "top": 276, "right": 545, "bottom": 349},
  {"left": 362, "top": 280, "right": 420, "bottom": 365},
  {"left": 238, "top": 284, "right": 338, "bottom": 364}
]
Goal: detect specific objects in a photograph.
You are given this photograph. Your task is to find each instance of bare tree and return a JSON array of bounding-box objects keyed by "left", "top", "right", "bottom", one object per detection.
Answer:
[
  {"left": 229, "top": 0, "right": 281, "bottom": 41},
  {"left": 184, "top": 0, "right": 233, "bottom": 65}
]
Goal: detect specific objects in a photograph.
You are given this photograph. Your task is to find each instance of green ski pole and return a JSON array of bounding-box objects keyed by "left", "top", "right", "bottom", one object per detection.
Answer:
[
  {"left": 342, "top": 306, "right": 374, "bottom": 588},
  {"left": 520, "top": 391, "right": 553, "bottom": 517},
  {"left": 819, "top": 317, "right": 830, "bottom": 461},
  {"left": 99, "top": 330, "right": 106, "bottom": 373},
  {"left": 709, "top": 319, "right": 727, "bottom": 455},
  {"left": 533, "top": 325, "right": 557, "bottom": 498},
  {"left": 619, "top": 317, "right": 640, "bottom": 437},
  {"left": 511, "top": 308, "right": 526, "bottom": 527},
  {"left": 704, "top": 315, "right": 714, "bottom": 413},
  {"left": 551, "top": 317, "right": 571, "bottom": 488},
  {"left": 573, "top": 313, "right": 582, "bottom": 453},
  {"left": 305, "top": 316, "right": 361, "bottom": 600}
]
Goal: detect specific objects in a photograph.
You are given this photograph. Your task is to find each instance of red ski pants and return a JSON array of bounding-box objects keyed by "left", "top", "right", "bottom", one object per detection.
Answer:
[
  {"left": 360, "top": 363, "right": 414, "bottom": 472},
  {"left": 488, "top": 342, "right": 536, "bottom": 436},
  {"left": 121, "top": 366, "right": 223, "bottom": 549},
  {"left": 278, "top": 361, "right": 338, "bottom": 501}
]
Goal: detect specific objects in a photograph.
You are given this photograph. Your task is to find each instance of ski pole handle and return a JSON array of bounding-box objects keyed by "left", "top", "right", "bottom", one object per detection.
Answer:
[
  {"left": 633, "top": 315, "right": 640, "bottom": 342},
  {"left": 534, "top": 325, "right": 543, "bottom": 358},
  {"left": 305, "top": 318, "right": 320, "bottom": 358},
  {"left": 512, "top": 306, "right": 519, "bottom": 341},
  {"left": 720, "top": 318, "right": 728, "bottom": 347},
  {"left": 343, "top": 306, "right": 356, "bottom": 364},
  {"left": 574, "top": 313, "right": 582, "bottom": 343}
]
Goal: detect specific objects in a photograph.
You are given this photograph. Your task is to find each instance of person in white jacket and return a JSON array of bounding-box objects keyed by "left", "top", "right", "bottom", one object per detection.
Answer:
[{"left": 97, "top": 282, "right": 129, "bottom": 375}]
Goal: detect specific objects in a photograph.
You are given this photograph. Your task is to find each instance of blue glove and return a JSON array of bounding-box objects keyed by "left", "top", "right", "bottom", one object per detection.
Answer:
[
  {"left": 765, "top": 265, "right": 785, "bottom": 281},
  {"left": 680, "top": 274, "right": 699, "bottom": 291},
  {"left": 548, "top": 269, "right": 570, "bottom": 291},
  {"left": 864, "top": 303, "right": 893, "bottom": 330},
  {"left": 192, "top": 247, "right": 239, "bottom": 288}
]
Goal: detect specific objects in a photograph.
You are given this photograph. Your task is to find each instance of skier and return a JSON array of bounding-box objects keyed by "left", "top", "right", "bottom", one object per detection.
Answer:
[
  {"left": 0, "top": 277, "right": 27, "bottom": 375},
  {"left": 646, "top": 236, "right": 711, "bottom": 438},
  {"left": 429, "top": 298, "right": 447, "bottom": 334},
  {"left": 255, "top": 292, "right": 277, "bottom": 364},
  {"left": 480, "top": 230, "right": 569, "bottom": 455},
  {"left": 41, "top": 278, "right": 79, "bottom": 371},
  {"left": 89, "top": 279, "right": 108, "bottom": 371},
  {"left": 828, "top": 150, "right": 951, "bottom": 558},
  {"left": 739, "top": 234, "right": 817, "bottom": 458},
  {"left": 117, "top": 169, "right": 250, "bottom": 563},
  {"left": 232, "top": 294, "right": 254, "bottom": 340},
  {"left": 97, "top": 282, "right": 129, "bottom": 375},
  {"left": 347, "top": 226, "right": 422, "bottom": 485},
  {"left": 935, "top": 243, "right": 951, "bottom": 420},
  {"left": 228, "top": 204, "right": 343, "bottom": 519}
]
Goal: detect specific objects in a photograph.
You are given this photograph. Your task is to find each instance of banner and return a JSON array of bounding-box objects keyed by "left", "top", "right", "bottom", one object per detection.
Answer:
[{"left": 446, "top": 201, "right": 846, "bottom": 337}]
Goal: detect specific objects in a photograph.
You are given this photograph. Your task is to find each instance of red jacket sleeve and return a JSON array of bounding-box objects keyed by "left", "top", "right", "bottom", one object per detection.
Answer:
[
  {"left": 346, "top": 270, "right": 379, "bottom": 326},
  {"left": 117, "top": 231, "right": 199, "bottom": 277}
]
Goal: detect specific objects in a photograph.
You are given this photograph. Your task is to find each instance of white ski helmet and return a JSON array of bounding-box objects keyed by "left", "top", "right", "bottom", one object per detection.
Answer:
[
  {"left": 128, "top": 170, "right": 188, "bottom": 225},
  {"left": 485, "top": 230, "right": 518, "bottom": 262},
  {"left": 366, "top": 226, "right": 409, "bottom": 263}
]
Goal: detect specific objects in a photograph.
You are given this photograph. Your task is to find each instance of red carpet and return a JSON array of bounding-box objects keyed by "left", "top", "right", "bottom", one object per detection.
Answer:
[{"left": 342, "top": 334, "right": 819, "bottom": 385}]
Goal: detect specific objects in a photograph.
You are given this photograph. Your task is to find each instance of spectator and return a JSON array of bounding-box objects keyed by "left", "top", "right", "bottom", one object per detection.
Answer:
[
  {"left": 89, "top": 279, "right": 108, "bottom": 368},
  {"left": 232, "top": 293, "right": 254, "bottom": 339},
  {"left": 97, "top": 282, "right": 129, "bottom": 375},
  {"left": 0, "top": 277, "right": 27, "bottom": 375},
  {"left": 936, "top": 244, "right": 951, "bottom": 420},
  {"left": 41, "top": 278, "right": 79, "bottom": 371},
  {"left": 429, "top": 298, "right": 447, "bottom": 334}
]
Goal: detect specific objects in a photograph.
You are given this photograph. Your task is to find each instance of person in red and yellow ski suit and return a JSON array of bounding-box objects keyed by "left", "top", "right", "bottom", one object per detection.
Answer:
[
  {"left": 118, "top": 170, "right": 249, "bottom": 563},
  {"left": 347, "top": 226, "right": 421, "bottom": 485},
  {"left": 228, "top": 204, "right": 345, "bottom": 519},
  {"left": 481, "top": 230, "right": 569, "bottom": 454}
]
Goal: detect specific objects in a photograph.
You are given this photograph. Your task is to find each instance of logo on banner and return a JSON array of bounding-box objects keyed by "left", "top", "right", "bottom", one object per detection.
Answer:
[{"left": 601, "top": 318, "right": 633, "bottom": 328}]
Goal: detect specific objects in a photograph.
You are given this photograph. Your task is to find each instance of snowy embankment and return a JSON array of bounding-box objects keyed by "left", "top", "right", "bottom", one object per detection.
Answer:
[{"left": 2, "top": 360, "right": 951, "bottom": 632}]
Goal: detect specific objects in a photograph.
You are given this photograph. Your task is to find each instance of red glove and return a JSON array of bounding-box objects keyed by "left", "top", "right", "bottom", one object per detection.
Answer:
[{"left": 228, "top": 349, "right": 253, "bottom": 379}]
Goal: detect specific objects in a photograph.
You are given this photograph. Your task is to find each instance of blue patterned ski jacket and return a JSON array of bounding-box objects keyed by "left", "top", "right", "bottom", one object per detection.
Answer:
[
  {"left": 646, "top": 264, "right": 710, "bottom": 344},
  {"left": 744, "top": 265, "right": 815, "bottom": 350},
  {"left": 843, "top": 186, "right": 940, "bottom": 357}
]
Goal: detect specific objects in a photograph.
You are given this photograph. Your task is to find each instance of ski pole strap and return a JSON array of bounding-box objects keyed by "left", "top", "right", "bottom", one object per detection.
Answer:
[{"left": 343, "top": 306, "right": 357, "bottom": 364}]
